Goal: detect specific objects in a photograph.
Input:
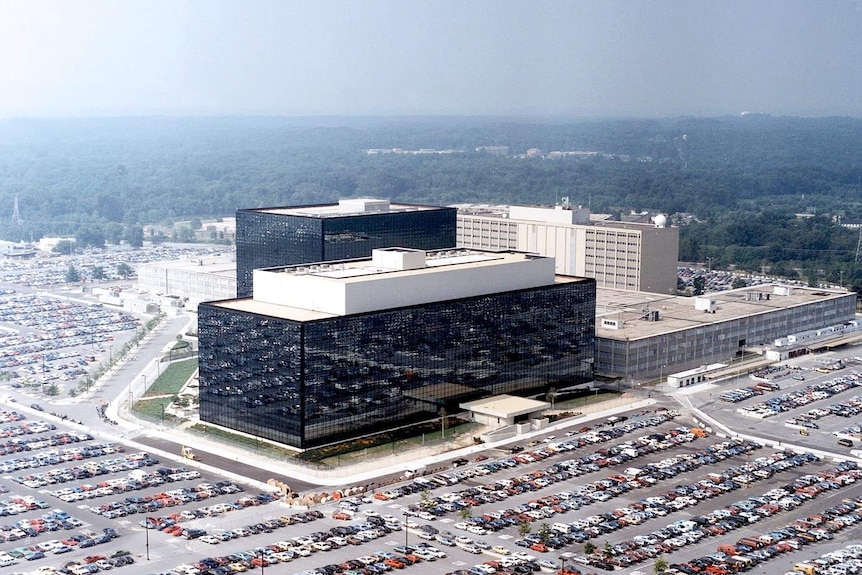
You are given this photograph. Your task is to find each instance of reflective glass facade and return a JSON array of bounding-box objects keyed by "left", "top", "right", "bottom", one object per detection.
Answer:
[
  {"left": 199, "top": 280, "right": 595, "bottom": 449},
  {"left": 236, "top": 206, "right": 456, "bottom": 297}
]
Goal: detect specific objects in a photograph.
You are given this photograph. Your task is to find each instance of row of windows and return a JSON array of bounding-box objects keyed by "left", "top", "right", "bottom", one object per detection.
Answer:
[
  {"left": 595, "top": 297, "right": 856, "bottom": 376},
  {"left": 199, "top": 281, "right": 596, "bottom": 449},
  {"left": 236, "top": 210, "right": 456, "bottom": 298}
]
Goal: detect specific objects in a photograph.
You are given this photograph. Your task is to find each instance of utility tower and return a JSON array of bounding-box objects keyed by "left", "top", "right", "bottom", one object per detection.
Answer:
[
  {"left": 856, "top": 227, "right": 862, "bottom": 264},
  {"left": 11, "top": 194, "right": 22, "bottom": 227}
]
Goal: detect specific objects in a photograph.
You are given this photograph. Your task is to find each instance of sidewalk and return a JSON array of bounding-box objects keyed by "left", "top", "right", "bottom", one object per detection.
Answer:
[{"left": 130, "top": 393, "right": 658, "bottom": 490}]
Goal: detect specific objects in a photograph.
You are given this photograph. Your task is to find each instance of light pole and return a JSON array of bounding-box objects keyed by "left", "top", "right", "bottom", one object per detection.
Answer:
[
  {"left": 403, "top": 511, "right": 409, "bottom": 550},
  {"left": 560, "top": 556, "right": 567, "bottom": 574}
]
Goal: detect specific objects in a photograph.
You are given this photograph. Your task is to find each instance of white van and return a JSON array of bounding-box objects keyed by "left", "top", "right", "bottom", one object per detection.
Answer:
[
  {"left": 404, "top": 465, "right": 427, "bottom": 478},
  {"left": 552, "top": 522, "right": 573, "bottom": 534}
]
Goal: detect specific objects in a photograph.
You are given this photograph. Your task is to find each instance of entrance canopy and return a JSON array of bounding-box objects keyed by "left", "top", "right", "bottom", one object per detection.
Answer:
[{"left": 460, "top": 394, "right": 550, "bottom": 426}]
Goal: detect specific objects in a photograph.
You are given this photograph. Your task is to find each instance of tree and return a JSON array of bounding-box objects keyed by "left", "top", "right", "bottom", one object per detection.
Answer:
[
  {"left": 190, "top": 217, "right": 203, "bottom": 230},
  {"left": 105, "top": 222, "right": 124, "bottom": 244},
  {"left": 65, "top": 264, "right": 81, "bottom": 283},
  {"left": 584, "top": 542, "right": 596, "bottom": 555},
  {"left": 76, "top": 226, "right": 105, "bottom": 248},
  {"left": 53, "top": 239, "right": 76, "bottom": 255},
  {"left": 439, "top": 407, "right": 447, "bottom": 439},
  {"left": 91, "top": 266, "right": 106, "bottom": 280},
  {"left": 124, "top": 225, "right": 144, "bottom": 248},
  {"left": 654, "top": 556, "right": 668, "bottom": 574},
  {"left": 538, "top": 522, "right": 552, "bottom": 544},
  {"left": 604, "top": 540, "right": 613, "bottom": 556},
  {"left": 116, "top": 262, "right": 133, "bottom": 279},
  {"left": 459, "top": 506, "right": 473, "bottom": 520},
  {"left": 692, "top": 275, "right": 705, "bottom": 296},
  {"left": 731, "top": 277, "right": 747, "bottom": 289},
  {"left": 420, "top": 489, "right": 431, "bottom": 505},
  {"left": 518, "top": 522, "right": 531, "bottom": 537},
  {"left": 175, "top": 225, "right": 195, "bottom": 242}
]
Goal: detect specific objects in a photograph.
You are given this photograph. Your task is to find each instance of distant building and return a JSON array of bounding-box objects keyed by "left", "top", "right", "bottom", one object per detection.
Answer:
[
  {"left": 455, "top": 202, "right": 679, "bottom": 295},
  {"left": 0, "top": 241, "right": 36, "bottom": 259},
  {"left": 136, "top": 254, "right": 237, "bottom": 307},
  {"left": 475, "top": 146, "right": 510, "bottom": 156},
  {"left": 36, "top": 237, "right": 75, "bottom": 253},
  {"left": 235, "top": 198, "right": 456, "bottom": 298},
  {"left": 199, "top": 248, "right": 595, "bottom": 449}
]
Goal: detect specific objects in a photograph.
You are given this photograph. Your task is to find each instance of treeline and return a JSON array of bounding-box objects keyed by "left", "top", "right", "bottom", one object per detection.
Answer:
[
  {"left": 678, "top": 211, "right": 860, "bottom": 291},
  {"left": 0, "top": 115, "right": 860, "bottom": 290}
]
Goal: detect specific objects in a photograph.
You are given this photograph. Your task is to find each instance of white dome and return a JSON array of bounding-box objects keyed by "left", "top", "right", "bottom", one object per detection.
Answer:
[{"left": 654, "top": 214, "right": 667, "bottom": 228}]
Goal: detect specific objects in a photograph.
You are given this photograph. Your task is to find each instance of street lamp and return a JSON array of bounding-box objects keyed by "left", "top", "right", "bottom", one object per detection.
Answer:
[{"left": 403, "top": 511, "right": 409, "bottom": 550}]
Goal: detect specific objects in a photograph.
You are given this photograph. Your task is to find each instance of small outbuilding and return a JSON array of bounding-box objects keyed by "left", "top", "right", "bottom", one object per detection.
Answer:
[{"left": 460, "top": 394, "right": 550, "bottom": 427}]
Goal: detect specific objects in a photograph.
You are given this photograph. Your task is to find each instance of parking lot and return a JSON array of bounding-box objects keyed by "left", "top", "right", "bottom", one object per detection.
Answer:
[
  {"left": 2, "top": 400, "right": 859, "bottom": 575},
  {"left": 685, "top": 353, "right": 862, "bottom": 454},
  {"left": 0, "top": 244, "right": 228, "bottom": 398},
  {"left": 0, "top": 292, "right": 141, "bottom": 394}
]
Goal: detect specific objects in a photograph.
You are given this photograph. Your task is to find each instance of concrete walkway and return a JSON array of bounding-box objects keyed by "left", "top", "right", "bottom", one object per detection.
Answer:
[{"left": 128, "top": 393, "right": 658, "bottom": 489}]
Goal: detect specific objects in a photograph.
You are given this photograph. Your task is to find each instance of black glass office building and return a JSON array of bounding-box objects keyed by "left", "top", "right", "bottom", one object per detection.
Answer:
[
  {"left": 198, "top": 280, "right": 595, "bottom": 449},
  {"left": 235, "top": 203, "right": 456, "bottom": 297}
]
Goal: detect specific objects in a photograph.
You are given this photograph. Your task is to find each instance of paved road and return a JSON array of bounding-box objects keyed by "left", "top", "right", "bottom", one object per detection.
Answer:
[{"left": 129, "top": 432, "right": 323, "bottom": 493}]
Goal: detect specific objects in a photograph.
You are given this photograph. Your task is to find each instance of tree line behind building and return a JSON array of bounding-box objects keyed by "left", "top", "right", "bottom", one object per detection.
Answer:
[{"left": 0, "top": 115, "right": 860, "bottom": 293}]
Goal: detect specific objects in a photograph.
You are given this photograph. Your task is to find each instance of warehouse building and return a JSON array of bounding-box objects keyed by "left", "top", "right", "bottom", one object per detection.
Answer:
[{"left": 595, "top": 284, "right": 857, "bottom": 382}]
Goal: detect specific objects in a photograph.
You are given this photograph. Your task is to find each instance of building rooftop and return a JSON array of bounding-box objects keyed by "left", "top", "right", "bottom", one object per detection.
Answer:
[
  {"left": 243, "top": 198, "right": 444, "bottom": 218},
  {"left": 453, "top": 203, "right": 622, "bottom": 225},
  {"left": 460, "top": 394, "right": 550, "bottom": 418},
  {"left": 138, "top": 254, "right": 237, "bottom": 278},
  {"left": 210, "top": 248, "right": 586, "bottom": 320},
  {"left": 596, "top": 284, "right": 854, "bottom": 341}
]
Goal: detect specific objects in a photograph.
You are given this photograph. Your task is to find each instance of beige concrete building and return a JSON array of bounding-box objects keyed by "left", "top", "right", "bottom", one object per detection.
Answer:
[
  {"left": 136, "top": 254, "right": 237, "bottom": 307},
  {"left": 454, "top": 203, "right": 679, "bottom": 295}
]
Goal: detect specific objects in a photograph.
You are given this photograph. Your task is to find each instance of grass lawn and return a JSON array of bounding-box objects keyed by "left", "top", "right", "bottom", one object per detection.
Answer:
[
  {"left": 133, "top": 397, "right": 175, "bottom": 421},
  {"left": 187, "top": 423, "right": 298, "bottom": 460},
  {"left": 318, "top": 420, "right": 481, "bottom": 467},
  {"left": 142, "top": 358, "right": 197, "bottom": 397}
]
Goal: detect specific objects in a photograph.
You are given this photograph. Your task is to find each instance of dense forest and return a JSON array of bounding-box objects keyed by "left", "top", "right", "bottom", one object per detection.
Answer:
[{"left": 1, "top": 115, "right": 861, "bottom": 292}]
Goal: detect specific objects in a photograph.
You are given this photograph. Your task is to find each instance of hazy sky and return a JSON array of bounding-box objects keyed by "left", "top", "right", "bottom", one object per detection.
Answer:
[{"left": 2, "top": 0, "right": 861, "bottom": 118}]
